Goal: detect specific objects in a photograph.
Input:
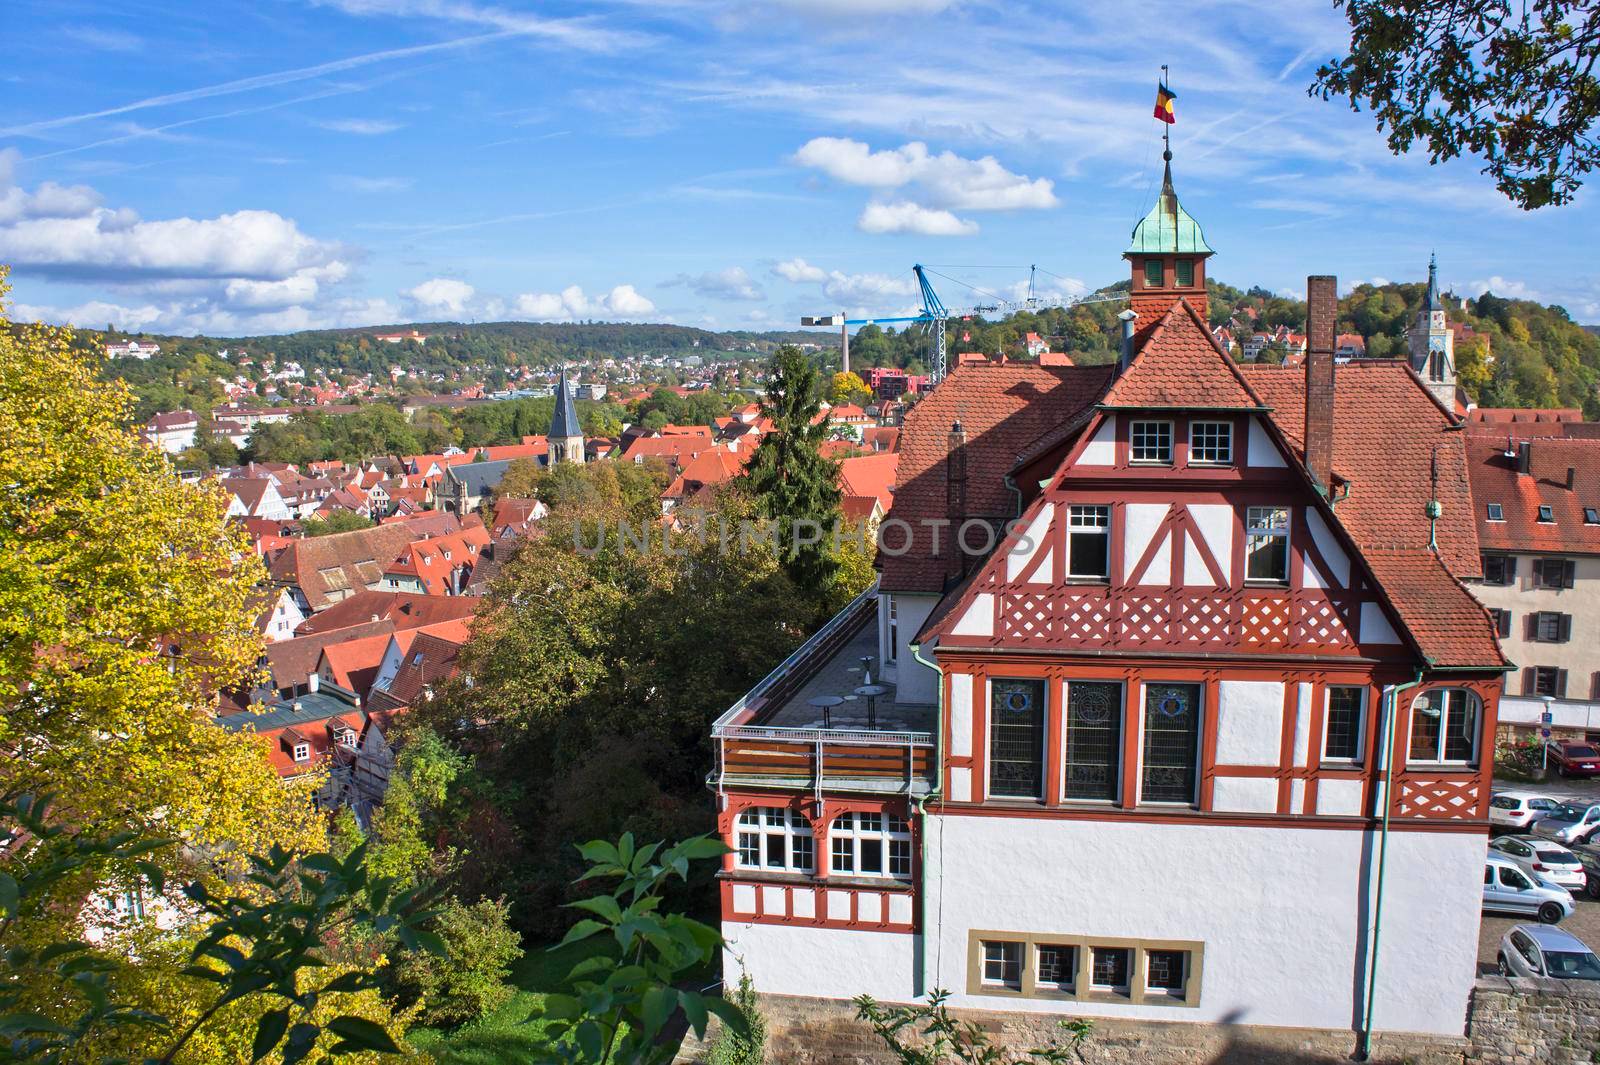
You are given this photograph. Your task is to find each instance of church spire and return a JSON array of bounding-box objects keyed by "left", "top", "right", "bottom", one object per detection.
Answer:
[
  {"left": 547, "top": 365, "right": 585, "bottom": 464},
  {"left": 1425, "top": 252, "right": 1440, "bottom": 313}
]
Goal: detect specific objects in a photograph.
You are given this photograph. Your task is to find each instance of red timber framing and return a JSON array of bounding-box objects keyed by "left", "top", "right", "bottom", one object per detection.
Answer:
[
  {"left": 926, "top": 407, "right": 1501, "bottom": 832},
  {"left": 935, "top": 654, "right": 1500, "bottom": 831},
  {"left": 717, "top": 790, "right": 919, "bottom": 933}
]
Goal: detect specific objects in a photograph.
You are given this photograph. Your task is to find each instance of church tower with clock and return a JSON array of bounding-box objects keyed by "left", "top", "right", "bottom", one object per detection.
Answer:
[{"left": 1409, "top": 254, "right": 1456, "bottom": 408}]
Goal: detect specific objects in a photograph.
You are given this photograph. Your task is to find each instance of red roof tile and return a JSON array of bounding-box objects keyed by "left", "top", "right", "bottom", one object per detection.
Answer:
[
  {"left": 1468, "top": 435, "right": 1600, "bottom": 556},
  {"left": 1101, "top": 298, "right": 1264, "bottom": 410}
]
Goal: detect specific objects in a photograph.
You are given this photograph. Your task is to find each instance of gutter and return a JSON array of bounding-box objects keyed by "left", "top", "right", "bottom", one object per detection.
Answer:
[
  {"left": 909, "top": 638, "right": 945, "bottom": 1000},
  {"left": 1356, "top": 668, "right": 1424, "bottom": 1061}
]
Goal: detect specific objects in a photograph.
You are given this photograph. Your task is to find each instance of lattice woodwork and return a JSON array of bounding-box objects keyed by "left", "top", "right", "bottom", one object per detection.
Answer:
[
  {"left": 1296, "top": 598, "right": 1353, "bottom": 647},
  {"left": 1396, "top": 776, "right": 1480, "bottom": 819},
  {"left": 1121, "top": 596, "right": 1173, "bottom": 645},
  {"left": 1179, "top": 597, "right": 1231, "bottom": 643},
  {"left": 1000, "top": 592, "right": 1054, "bottom": 641},
  {"left": 1060, "top": 594, "right": 1114, "bottom": 645},
  {"left": 1240, "top": 596, "right": 1292, "bottom": 647}
]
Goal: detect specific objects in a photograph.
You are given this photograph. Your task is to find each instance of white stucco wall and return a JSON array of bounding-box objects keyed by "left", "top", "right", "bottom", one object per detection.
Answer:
[
  {"left": 882, "top": 593, "right": 939, "bottom": 704},
  {"left": 923, "top": 814, "right": 1482, "bottom": 1036},
  {"left": 722, "top": 921, "right": 918, "bottom": 1003}
]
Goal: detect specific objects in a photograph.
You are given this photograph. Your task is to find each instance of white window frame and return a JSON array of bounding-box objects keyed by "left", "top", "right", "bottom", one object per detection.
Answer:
[
  {"left": 1129, "top": 421, "right": 1174, "bottom": 465},
  {"left": 828, "top": 811, "right": 912, "bottom": 879},
  {"left": 1065, "top": 505, "right": 1111, "bottom": 581},
  {"left": 885, "top": 597, "right": 898, "bottom": 665},
  {"left": 1320, "top": 685, "right": 1367, "bottom": 763},
  {"left": 1188, "top": 421, "right": 1233, "bottom": 466},
  {"left": 981, "top": 940, "right": 1023, "bottom": 989},
  {"left": 1035, "top": 943, "right": 1078, "bottom": 992},
  {"left": 292, "top": 742, "right": 311, "bottom": 762},
  {"left": 1407, "top": 688, "right": 1481, "bottom": 766},
  {"left": 1244, "top": 505, "right": 1291, "bottom": 584},
  {"left": 1143, "top": 949, "right": 1189, "bottom": 998},
  {"left": 735, "top": 806, "right": 815, "bottom": 874}
]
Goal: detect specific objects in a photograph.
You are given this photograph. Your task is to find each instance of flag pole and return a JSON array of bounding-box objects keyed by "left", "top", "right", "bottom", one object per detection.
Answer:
[{"left": 1161, "top": 63, "right": 1171, "bottom": 159}]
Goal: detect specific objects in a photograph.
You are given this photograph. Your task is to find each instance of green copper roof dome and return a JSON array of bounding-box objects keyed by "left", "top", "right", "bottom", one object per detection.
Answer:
[{"left": 1126, "top": 158, "right": 1213, "bottom": 256}]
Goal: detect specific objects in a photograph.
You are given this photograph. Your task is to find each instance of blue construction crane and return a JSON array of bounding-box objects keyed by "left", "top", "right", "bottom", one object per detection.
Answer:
[{"left": 800, "top": 264, "right": 978, "bottom": 384}]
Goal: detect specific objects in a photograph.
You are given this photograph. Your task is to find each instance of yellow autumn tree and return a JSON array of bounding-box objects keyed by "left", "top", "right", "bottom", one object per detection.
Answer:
[{"left": 0, "top": 268, "right": 322, "bottom": 865}]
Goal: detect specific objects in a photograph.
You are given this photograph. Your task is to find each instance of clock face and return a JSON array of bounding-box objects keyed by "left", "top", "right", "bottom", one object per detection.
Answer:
[{"left": 1429, "top": 334, "right": 1448, "bottom": 352}]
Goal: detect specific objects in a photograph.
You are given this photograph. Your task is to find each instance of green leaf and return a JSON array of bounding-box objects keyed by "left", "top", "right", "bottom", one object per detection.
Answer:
[
  {"left": 317, "top": 972, "right": 373, "bottom": 995},
  {"left": 326, "top": 1015, "right": 402, "bottom": 1054},
  {"left": 0, "top": 873, "right": 18, "bottom": 918},
  {"left": 567, "top": 895, "right": 623, "bottom": 924},
  {"left": 537, "top": 994, "right": 583, "bottom": 1021},
  {"left": 575, "top": 1020, "right": 605, "bottom": 1062},
  {"left": 641, "top": 987, "right": 677, "bottom": 1037},
  {"left": 299, "top": 854, "right": 343, "bottom": 876},
  {"left": 576, "top": 840, "right": 620, "bottom": 866},
  {"left": 251, "top": 1007, "right": 289, "bottom": 1062},
  {"left": 670, "top": 836, "right": 731, "bottom": 861},
  {"left": 558, "top": 918, "right": 607, "bottom": 946},
  {"left": 705, "top": 997, "right": 751, "bottom": 1040},
  {"left": 680, "top": 990, "right": 709, "bottom": 1038}
]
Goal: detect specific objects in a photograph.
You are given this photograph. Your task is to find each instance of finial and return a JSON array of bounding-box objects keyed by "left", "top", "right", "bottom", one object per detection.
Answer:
[{"left": 1163, "top": 149, "right": 1172, "bottom": 162}]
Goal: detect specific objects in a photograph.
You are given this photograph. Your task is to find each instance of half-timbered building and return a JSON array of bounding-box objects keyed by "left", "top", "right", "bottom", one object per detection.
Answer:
[{"left": 710, "top": 161, "right": 1506, "bottom": 1042}]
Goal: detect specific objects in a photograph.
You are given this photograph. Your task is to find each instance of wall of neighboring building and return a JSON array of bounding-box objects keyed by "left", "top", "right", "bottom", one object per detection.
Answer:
[
  {"left": 923, "top": 814, "right": 1481, "bottom": 1036},
  {"left": 1468, "top": 552, "right": 1600, "bottom": 698},
  {"left": 879, "top": 592, "right": 938, "bottom": 704}
]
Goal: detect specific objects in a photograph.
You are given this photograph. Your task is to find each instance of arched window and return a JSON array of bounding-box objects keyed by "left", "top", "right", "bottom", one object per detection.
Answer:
[
  {"left": 1408, "top": 688, "right": 1481, "bottom": 765},
  {"left": 734, "top": 807, "right": 813, "bottom": 873},
  {"left": 829, "top": 812, "right": 912, "bottom": 879}
]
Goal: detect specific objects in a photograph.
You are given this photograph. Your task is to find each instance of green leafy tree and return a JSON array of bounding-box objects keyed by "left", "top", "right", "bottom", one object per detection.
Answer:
[
  {"left": 534, "top": 834, "right": 747, "bottom": 1065},
  {"left": 1313, "top": 0, "right": 1600, "bottom": 209},
  {"left": 301, "top": 511, "right": 376, "bottom": 537},
  {"left": 391, "top": 896, "right": 523, "bottom": 1026},
  {"left": 743, "top": 346, "right": 842, "bottom": 590}
]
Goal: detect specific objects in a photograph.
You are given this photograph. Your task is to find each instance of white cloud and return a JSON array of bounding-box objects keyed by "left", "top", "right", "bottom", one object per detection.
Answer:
[
  {"left": 315, "top": 118, "right": 402, "bottom": 135},
  {"left": 1462, "top": 276, "right": 1543, "bottom": 302},
  {"left": 663, "top": 266, "right": 764, "bottom": 301},
  {"left": 404, "top": 277, "right": 476, "bottom": 315},
  {"left": 771, "top": 258, "right": 828, "bottom": 284},
  {"left": 512, "top": 283, "right": 656, "bottom": 320},
  {"left": 857, "top": 200, "right": 977, "bottom": 236},
  {"left": 14, "top": 294, "right": 400, "bottom": 337},
  {"left": 331, "top": 175, "right": 413, "bottom": 192},
  {"left": 793, "top": 136, "right": 1057, "bottom": 210}
]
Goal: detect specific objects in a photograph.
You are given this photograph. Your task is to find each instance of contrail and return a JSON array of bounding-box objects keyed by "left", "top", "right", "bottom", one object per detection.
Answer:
[{"left": 0, "top": 31, "right": 515, "bottom": 139}]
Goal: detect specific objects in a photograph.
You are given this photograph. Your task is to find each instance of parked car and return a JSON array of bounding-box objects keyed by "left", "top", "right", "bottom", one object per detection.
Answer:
[
  {"left": 1483, "top": 853, "right": 1575, "bottom": 923},
  {"left": 1547, "top": 741, "right": 1600, "bottom": 778},
  {"left": 1489, "top": 835, "right": 1588, "bottom": 892},
  {"left": 1497, "top": 924, "right": 1600, "bottom": 979},
  {"left": 1574, "top": 837, "right": 1600, "bottom": 895},
  {"left": 1574, "top": 844, "right": 1600, "bottom": 900},
  {"left": 1489, "top": 790, "right": 1565, "bottom": 833},
  {"left": 1531, "top": 802, "right": 1600, "bottom": 846}
]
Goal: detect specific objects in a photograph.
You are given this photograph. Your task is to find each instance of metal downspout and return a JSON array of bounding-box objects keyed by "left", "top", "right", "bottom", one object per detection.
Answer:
[
  {"left": 1357, "top": 669, "right": 1424, "bottom": 1061},
  {"left": 910, "top": 640, "right": 945, "bottom": 1000}
]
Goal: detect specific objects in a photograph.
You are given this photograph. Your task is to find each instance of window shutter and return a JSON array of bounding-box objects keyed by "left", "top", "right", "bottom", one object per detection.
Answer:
[
  {"left": 1526, "top": 613, "right": 1540, "bottom": 642},
  {"left": 1560, "top": 614, "right": 1574, "bottom": 642},
  {"left": 1592, "top": 672, "right": 1600, "bottom": 701},
  {"left": 1564, "top": 559, "right": 1577, "bottom": 588},
  {"left": 1507, "top": 556, "right": 1518, "bottom": 582},
  {"left": 1524, "top": 666, "right": 1537, "bottom": 695},
  {"left": 1498, "top": 610, "right": 1512, "bottom": 638},
  {"left": 1558, "top": 669, "right": 1569, "bottom": 697}
]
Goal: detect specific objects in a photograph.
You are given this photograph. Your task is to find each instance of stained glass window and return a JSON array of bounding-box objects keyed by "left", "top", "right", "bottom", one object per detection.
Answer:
[
  {"left": 1142, "top": 683, "right": 1200, "bottom": 803},
  {"left": 1063, "top": 681, "right": 1121, "bottom": 801},
  {"left": 990, "top": 679, "right": 1045, "bottom": 799}
]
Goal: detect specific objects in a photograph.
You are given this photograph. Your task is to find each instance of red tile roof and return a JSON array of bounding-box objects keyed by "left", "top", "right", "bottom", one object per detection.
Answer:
[
  {"left": 879, "top": 362, "right": 1115, "bottom": 592},
  {"left": 1101, "top": 298, "right": 1264, "bottom": 410},
  {"left": 838, "top": 451, "right": 897, "bottom": 512},
  {"left": 1468, "top": 435, "right": 1600, "bottom": 556},
  {"left": 264, "top": 620, "right": 395, "bottom": 690},
  {"left": 317, "top": 633, "right": 393, "bottom": 698}
]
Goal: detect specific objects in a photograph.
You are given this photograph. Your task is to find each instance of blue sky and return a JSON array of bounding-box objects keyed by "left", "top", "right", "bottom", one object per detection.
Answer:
[{"left": 2, "top": 0, "right": 1597, "bottom": 337}]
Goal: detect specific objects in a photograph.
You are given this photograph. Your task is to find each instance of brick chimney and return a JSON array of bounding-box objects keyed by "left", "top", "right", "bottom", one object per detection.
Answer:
[
  {"left": 1304, "top": 275, "right": 1337, "bottom": 493},
  {"left": 946, "top": 420, "right": 968, "bottom": 580}
]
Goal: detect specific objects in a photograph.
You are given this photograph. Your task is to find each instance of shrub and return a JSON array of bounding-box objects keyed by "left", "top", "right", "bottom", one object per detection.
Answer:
[
  {"left": 395, "top": 896, "right": 523, "bottom": 1026},
  {"left": 707, "top": 970, "right": 766, "bottom": 1065}
]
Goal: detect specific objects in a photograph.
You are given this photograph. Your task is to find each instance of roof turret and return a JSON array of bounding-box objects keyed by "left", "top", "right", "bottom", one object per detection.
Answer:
[{"left": 1126, "top": 153, "right": 1214, "bottom": 256}]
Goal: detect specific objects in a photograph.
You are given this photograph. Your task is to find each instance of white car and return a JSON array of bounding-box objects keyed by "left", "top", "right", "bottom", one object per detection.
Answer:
[
  {"left": 1489, "top": 835, "right": 1588, "bottom": 892},
  {"left": 1488, "top": 790, "right": 1565, "bottom": 833},
  {"left": 1483, "top": 853, "right": 1575, "bottom": 924}
]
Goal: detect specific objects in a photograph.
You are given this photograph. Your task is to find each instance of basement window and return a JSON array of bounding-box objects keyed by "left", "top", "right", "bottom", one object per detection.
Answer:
[
  {"left": 982, "top": 941, "right": 1023, "bottom": 990},
  {"left": 1090, "top": 947, "right": 1132, "bottom": 995},
  {"left": 1486, "top": 503, "right": 1504, "bottom": 522}
]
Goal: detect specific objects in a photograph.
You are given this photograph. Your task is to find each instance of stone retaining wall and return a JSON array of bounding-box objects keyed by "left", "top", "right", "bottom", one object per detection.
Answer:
[{"left": 681, "top": 978, "right": 1600, "bottom": 1065}]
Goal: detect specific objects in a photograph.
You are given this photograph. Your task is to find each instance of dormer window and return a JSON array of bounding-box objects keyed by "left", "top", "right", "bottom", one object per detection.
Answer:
[
  {"left": 1538, "top": 505, "right": 1555, "bottom": 523},
  {"left": 1130, "top": 421, "right": 1173, "bottom": 464},
  {"left": 1143, "top": 259, "right": 1163, "bottom": 287},
  {"left": 1486, "top": 503, "right": 1503, "bottom": 521},
  {"left": 292, "top": 743, "right": 310, "bottom": 762},
  {"left": 1189, "top": 422, "right": 1232, "bottom": 465}
]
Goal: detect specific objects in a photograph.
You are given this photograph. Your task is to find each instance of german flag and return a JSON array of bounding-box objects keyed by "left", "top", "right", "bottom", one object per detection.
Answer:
[{"left": 1153, "top": 82, "right": 1176, "bottom": 124}]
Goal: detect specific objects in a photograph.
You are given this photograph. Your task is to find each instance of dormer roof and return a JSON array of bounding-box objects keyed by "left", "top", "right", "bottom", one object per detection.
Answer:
[{"left": 1100, "top": 298, "right": 1263, "bottom": 410}]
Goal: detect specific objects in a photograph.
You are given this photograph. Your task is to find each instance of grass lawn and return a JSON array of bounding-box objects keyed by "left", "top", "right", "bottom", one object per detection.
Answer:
[{"left": 407, "top": 937, "right": 598, "bottom": 1064}]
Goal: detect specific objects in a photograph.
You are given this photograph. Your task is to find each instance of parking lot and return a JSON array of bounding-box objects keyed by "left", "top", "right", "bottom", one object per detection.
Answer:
[{"left": 1478, "top": 775, "right": 1600, "bottom": 971}]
